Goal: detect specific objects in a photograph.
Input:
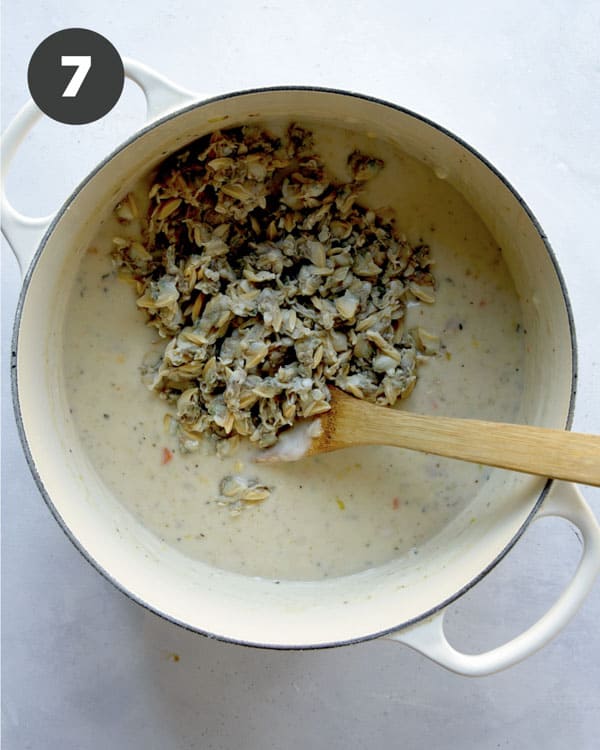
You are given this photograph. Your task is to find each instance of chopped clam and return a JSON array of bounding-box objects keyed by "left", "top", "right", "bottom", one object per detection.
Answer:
[
  {"left": 241, "top": 486, "right": 271, "bottom": 502},
  {"left": 415, "top": 327, "right": 441, "bottom": 355},
  {"left": 365, "top": 330, "right": 402, "bottom": 361},
  {"left": 114, "top": 193, "right": 139, "bottom": 222},
  {"left": 243, "top": 341, "right": 270, "bottom": 368},
  {"left": 409, "top": 282, "right": 436, "bottom": 304},
  {"left": 156, "top": 197, "right": 182, "bottom": 221},
  {"left": 335, "top": 291, "right": 360, "bottom": 321},
  {"left": 348, "top": 151, "right": 384, "bottom": 182},
  {"left": 217, "top": 475, "right": 272, "bottom": 511},
  {"left": 303, "top": 240, "right": 327, "bottom": 267},
  {"left": 372, "top": 354, "right": 399, "bottom": 373},
  {"left": 220, "top": 475, "right": 249, "bottom": 497},
  {"left": 112, "top": 121, "right": 437, "bottom": 455},
  {"left": 330, "top": 220, "right": 353, "bottom": 240},
  {"left": 136, "top": 276, "right": 179, "bottom": 309}
]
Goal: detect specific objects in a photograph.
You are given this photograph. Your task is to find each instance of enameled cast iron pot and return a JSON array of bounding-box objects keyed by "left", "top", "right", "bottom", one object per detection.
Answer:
[{"left": 3, "top": 60, "right": 599, "bottom": 676}]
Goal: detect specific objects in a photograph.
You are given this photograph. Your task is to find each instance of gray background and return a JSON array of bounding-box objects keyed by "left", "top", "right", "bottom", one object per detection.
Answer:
[{"left": 2, "top": 1, "right": 599, "bottom": 748}]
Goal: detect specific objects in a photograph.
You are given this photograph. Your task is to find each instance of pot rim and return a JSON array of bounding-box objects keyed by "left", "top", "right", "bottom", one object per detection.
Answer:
[{"left": 9, "top": 84, "right": 578, "bottom": 649}]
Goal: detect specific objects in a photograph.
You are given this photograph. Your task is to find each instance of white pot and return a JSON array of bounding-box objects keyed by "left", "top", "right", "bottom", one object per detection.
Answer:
[{"left": 3, "top": 60, "right": 599, "bottom": 676}]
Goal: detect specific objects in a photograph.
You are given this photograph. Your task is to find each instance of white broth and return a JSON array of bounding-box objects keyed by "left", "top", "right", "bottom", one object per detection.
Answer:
[{"left": 63, "top": 121, "right": 525, "bottom": 580}]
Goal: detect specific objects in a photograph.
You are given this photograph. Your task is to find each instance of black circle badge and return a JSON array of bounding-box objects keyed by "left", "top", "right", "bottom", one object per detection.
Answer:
[{"left": 27, "top": 29, "right": 124, "bottom": 125}]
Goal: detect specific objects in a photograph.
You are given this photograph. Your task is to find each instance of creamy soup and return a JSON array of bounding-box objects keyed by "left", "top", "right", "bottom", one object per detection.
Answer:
[{"left": 63, "top": 121, "right": 525, "bottom": 580}]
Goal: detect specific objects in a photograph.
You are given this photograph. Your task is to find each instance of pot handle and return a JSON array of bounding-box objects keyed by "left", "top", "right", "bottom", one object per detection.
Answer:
[
  {"left": 388, "top": 481, "right": 600, "bottom": 676},
  {"left": 0, "top": 101, "right": 51, "bottom": 274},
  {"left": 121, "top": 58, "right": 198, "bottom": 122},
  {"left": 1, "top": 58, "right": 198, "bottom": 274}
]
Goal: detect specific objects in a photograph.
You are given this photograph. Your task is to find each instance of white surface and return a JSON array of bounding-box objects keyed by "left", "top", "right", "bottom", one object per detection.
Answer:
[{"left": 2, "top": 1, "right": 599, "bottom": 747}]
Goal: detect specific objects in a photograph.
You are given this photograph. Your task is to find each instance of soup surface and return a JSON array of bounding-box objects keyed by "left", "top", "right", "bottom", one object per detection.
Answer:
[{"left": 63, "top": 120, "right": 525, "bottom": 580}]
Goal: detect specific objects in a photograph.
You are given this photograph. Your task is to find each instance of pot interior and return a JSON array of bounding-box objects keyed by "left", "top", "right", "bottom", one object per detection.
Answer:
[{"left": 14, "top": 89, "right": 574, "bottom": 646}]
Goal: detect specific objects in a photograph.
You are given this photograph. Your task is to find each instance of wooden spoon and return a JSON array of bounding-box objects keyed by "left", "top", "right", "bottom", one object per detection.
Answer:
[{"left": 257, "top": 387, "right": 600, "bottom": 486}]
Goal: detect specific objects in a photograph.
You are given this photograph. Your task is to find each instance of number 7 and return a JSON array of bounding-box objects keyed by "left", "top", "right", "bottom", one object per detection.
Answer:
[{"left": 61, "top": 55, "right": 92, "bottom": 97}]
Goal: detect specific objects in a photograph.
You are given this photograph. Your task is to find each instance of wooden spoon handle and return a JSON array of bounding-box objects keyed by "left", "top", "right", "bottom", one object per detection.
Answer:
[{"left": 334, "top": 399, "right": 600, "bottom": 486}]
